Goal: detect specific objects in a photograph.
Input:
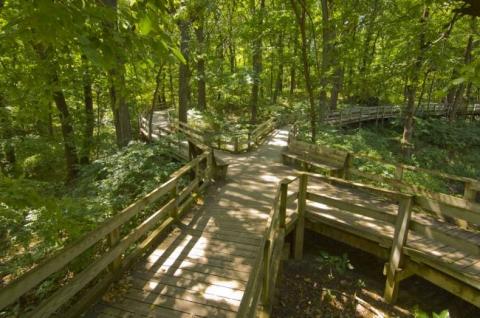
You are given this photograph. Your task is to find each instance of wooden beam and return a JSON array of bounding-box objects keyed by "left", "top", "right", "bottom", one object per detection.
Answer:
[
  {"left": 384, "top": 196, "right": 413, "bottom": 304},
  {"left": 293, "top": 174, "right": 308, "bottom": 260}
]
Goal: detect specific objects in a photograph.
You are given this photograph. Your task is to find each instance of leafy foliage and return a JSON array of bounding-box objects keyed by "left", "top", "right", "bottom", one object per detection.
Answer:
[{"left": 0, "top": 141, "right": 182, "bottom": 280}]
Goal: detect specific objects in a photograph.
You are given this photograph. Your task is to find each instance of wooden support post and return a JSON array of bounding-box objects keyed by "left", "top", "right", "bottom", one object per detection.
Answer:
[
  {"left": 394, "top": 165, "right": 404, "bottom": 181},
  {"left": 170, "top": 182, "right": 179, "bottom": 219},
  {"left": 343, "top": 153, "right": 353, "bottom": 180},
  {"left": 464, "top": 181, "right": 477, "bottom": 202},
  {"left": 261, "top": 239, "right": 271, "bottom": 310},
  {"left": 384, "top": 196, "right": 413, "bottom": 304},
  {"left": 294, "top": 174, "right": 308, "bottom": 260},
  {"left": 206, "top": 151, "right": 213, "bottom": 180},
  {"left": 279, "top": 181, "right": 288, "bottom": 229},
  {"left": 108, "top": 228, "right": 122, "bottom": 273},
  {"left": 234, "top": 136, "right": 239, "bottom": 153}
]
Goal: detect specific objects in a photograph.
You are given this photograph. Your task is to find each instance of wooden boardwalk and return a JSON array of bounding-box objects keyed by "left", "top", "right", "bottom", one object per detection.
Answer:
[
  {"left": 86, "top": 123, "right": 480, "bottom": 316},
  {"left": 3, "top": 110, "right": 479, "bottom": 317},
  {"left": 87, "top": 129, "right": 300, "bottom": 317}
]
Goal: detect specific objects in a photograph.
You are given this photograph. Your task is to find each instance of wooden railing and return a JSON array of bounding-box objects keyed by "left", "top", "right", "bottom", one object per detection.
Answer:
[
  {"left": 287, "top": 127, "right": 480, "bottom": 205},
  {"left": 323, "top": 104, "right": 480, "bottom": 126},
  {"left": 237, "top": 175, "right": 306, "bottom": 317},
  {"left": 249, "top": 171, "right": 480, "bottom": 309},
  {"left": 140, "top": 111, "right": 278, "bottom": 154},
  {"left": 300, "top": 172, "right": 480, "bottom": 307},
  {"left": 0, "top": 151, "right": 215, "bottom": 317}
]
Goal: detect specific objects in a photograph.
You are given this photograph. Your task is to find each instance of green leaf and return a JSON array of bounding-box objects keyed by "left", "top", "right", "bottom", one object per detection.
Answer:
[
  {"left": 170, "top": 46, "right": 186, "bottom": 64},
  {"left": 138, "top": 16, "right": 152, "bottom": 35},
  {"left": 452, "top": 77, "right": 465, "bottom": 85}
]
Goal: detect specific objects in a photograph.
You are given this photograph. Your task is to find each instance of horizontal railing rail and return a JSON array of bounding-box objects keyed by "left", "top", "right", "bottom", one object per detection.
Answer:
[{"left": 322, "top": 104, "right": 480, "bottom": 126}]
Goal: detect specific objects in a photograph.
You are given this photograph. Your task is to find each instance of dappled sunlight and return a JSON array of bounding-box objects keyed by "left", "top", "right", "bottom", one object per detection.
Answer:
[{"left": 204, "top": 284, "right": 245, "bottom": 303}]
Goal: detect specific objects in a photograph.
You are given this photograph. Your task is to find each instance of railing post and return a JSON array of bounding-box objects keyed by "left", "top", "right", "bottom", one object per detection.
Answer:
[
  {"left": 108, "top": 228, "right": 122, "bottom": 273},
  {"left": 294, "top": 174, "right": 308, "bottom": 260},
  {"left": 343, "top": 153, "right": 353, "bottom": 180},
  {"left": 261, "top": 239, "right": 271, "bottom": 311},
  {"left": 384, "top": 196, "right": 413, "bottom": 304},
  {"left": 279, "top": 181, "right": 288, "bottom": 229},
  {"left": 394, "top": 165, "right": 404, "bottom": 181},
  {"left": 206, "top": 151, "right": 213, "bottom": 180},
  {"left": 464, "top": 181, "right": 477, "bottom": 202},
  {"left": 234, "top": 136, "right": 239, "bottom": 153},
  {"left": 170, "top": 181, "right": 179, "bottom": 219}
]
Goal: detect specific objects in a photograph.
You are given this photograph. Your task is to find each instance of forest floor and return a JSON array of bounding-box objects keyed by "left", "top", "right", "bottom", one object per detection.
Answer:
[{"left": 272, "top": 230, "right": 480, "bottom": 318}]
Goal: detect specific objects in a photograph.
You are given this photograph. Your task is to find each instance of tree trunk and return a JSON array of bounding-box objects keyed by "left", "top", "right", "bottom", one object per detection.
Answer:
[
  {"left": 103, "top": 0, "right": 132, "bottom": 148},
  {"left": 330, "top": 66, "right": 343, "bottom": 111},
  {"left": 401, "top": 6, "right": 429, "bottom": 157},
  {"left": 149, "top": 65, "right": 164, "bottom": 140},
  {"left": 319, "top": 0, "right": 333, "bottom": 114},
  {"left": 80, "top": 57, "right": 94, "bottom": 165},
  {"left": 195, "top": 19, "right": 207, "bottom": 111},
  {"left": 290, "top": 33, "right": 298, "bottom": 96},
  {"left": 250, "top": 0, "right": 265, "bottom": 124},
  {"left": 169, "top": 64, "right": 175, "bottom": 107},
  {"left": 53, "top": 86, "right": 79, "bottom": 182},
  {"left": 32, "top": 43, "right": 79, "bottom": 182},
  {"left": 273, "top": 32, "right": 285, "bottom": 104},
  {"left": 291, "top": 0, "right": 316, "bottom": 141},
  {"left": 178, "top": 18, "right": 191, "bottom": 123},
  {"left": 450, "top": 33, "right": 474, "bottom": 120}
]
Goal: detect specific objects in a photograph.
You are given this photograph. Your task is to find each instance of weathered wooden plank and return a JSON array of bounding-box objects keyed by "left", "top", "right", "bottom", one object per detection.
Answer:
[
  {"left": 131, "top": 271, "right": 245, "bottom": 301},
  {"left": 414, "top": 195, "right": 480, "bottom": 225},
  {"left": 123, "top": 288, "right": 237, "bottom": 318},
  {"left": 306, "top": 191, "right": 397, "bottom": 225},
  {"left": 142, "top": 254, "right": 253, "bottom": 274},
  {"left": 126, "top": 283, "right": 240, "bottom": 313},
  {"left": 136, "top": 258, "right": 250, "bottom": 282},
  {"left": 105, "top": 297, "right": 192, "bottom": 318},
  {"left": 305, "top": 219, "right": 390, "bottom": 260}
]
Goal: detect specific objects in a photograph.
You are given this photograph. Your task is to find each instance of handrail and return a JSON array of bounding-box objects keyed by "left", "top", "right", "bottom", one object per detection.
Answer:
[
  {"left": 140, "top": 112, "right": 279, "bottom": 154},
  {"left": 287, "top": 125, "right": 480, "bottom": 202},
  {"left": 322, "top": 104, "right": 480, "bottom": 126},
  {"left": 237, "top": 175, "right": 302, "bottom": 317},
  {"left": 0, "top": 151, "right": 215, "bottom": 316}
]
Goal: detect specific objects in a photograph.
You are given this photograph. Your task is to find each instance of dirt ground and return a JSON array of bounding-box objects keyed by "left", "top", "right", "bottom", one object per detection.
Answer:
[{"left": 271, "top": 230, "right": 480, "bottom": 318}]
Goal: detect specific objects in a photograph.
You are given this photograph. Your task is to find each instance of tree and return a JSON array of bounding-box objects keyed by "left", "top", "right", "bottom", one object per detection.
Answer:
[{"left": 291, "top": 0, "right": 317, "bottom": 142}]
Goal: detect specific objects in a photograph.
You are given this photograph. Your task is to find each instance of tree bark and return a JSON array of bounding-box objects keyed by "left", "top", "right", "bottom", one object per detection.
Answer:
[
  {"left": 290, "top": 32, "right": 298, "bottom": 96},
  {"left": 291, "top": 0, "right": 317, "bottom": 141},
  {"left": 178, "top": 18, "right": 191, "bottom": 123},
  {"left": 250, "top": 0, "right": 265, "bottom": 124},
  {"left": 401, "top": 5, "right": 429, "bottom": 157},
  {"left": 195, "top": 19, "right": 207, "bottom": 111},
  {"left": 103, "top": 0, "right": 132, "bottom": 148},
  {"left": 80, "top": 57, "right": 94, "bottom": 165},
  {"left": 450, "top": 32, "right": 474, "bottom": 120},
  {"left": 273, "top": 32, "right": 285, "bottom": 104},
  {"left": 319, "top": 0, "right": 333, "bottom": 114},
  {"left": 53, "top": 85, "right": 79, "bottom": 182}
]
